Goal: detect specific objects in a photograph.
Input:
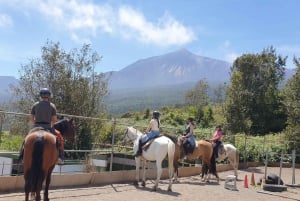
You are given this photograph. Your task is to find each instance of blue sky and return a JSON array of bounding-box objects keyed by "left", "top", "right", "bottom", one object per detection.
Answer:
[{"left": 1, "top": 0, "right": 300, "bottom": 77}]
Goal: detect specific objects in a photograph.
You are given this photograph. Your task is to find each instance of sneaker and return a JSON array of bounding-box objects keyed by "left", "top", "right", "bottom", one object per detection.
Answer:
[{"left": 57, "top": 158, "right": 64, "bottom": 165}]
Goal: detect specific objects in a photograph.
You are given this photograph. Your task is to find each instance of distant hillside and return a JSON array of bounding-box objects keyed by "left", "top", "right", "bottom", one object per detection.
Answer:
[
  {"left": 107, "top": 48, "right": 231, "bottom": 90},
  {"left": 0, "top": 76, "right": 18, "bottom": 103}
]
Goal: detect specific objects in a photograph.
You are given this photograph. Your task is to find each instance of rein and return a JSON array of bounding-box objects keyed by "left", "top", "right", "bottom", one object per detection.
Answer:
[{"left": 123, "top": 127, "right": 139, "bottom": 144}]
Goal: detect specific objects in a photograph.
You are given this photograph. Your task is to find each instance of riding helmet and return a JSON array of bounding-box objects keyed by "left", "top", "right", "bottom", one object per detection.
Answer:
[
  {"left": 152, "top": 111, "right": 160, "bottom": 119},
  {"left": 187, "top": 117, "right": 194, "bottom": 122},
  {"left": 39, "top": 88, "right": 51, "bottom": 98}
]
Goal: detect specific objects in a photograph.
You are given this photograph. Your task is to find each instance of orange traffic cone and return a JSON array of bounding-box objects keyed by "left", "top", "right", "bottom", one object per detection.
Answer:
[
  {"left": 244, "top": 175, "right": 249, "bottom": 188},
  {"left": 250, "top": 172, "right": 255, "bottom": 186}
]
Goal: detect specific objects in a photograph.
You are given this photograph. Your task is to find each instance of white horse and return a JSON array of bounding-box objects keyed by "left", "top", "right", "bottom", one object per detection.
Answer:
[
  {"left": 123, "top": 126, "right": 175, "bottom": 191},
  {"left": 217, "top": 143, "right": 239, "bottom": 178}
]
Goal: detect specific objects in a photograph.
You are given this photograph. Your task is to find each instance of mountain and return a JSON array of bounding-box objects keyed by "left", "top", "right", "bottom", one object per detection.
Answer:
[
  {"left": 104, "top": 49, "right": 232, "bottom": 113},
  {"left": 0, "top": 76, "right": 19, "bottom": 103},
  {"left": 107, "top": 48, "right": 231, "bottom": 90},
  {"left": 0, "top": 49, "right": 296, "bottom": 114}
]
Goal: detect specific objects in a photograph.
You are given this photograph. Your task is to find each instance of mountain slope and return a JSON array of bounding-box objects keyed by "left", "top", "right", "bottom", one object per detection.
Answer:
[{"left": 108, "top": 48, "right": 231, "bottom": 90}]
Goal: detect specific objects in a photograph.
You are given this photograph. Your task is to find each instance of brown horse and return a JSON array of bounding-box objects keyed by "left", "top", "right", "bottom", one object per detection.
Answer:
[
  {"left": 173, "top": 138, "right": 219, "bottom": 182},
  {"left": 23, "top": 118, "right": 75, "bottom": 201}
]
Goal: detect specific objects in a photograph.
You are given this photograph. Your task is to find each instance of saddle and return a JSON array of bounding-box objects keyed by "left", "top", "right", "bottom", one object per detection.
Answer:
[{"left": 142, "top": 135, "right": 161, "bottom": 151}]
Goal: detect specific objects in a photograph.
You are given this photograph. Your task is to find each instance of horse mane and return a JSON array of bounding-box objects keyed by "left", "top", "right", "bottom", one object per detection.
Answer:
[{"left": 161, "top": 133, "right": 178, "bottom": 144}]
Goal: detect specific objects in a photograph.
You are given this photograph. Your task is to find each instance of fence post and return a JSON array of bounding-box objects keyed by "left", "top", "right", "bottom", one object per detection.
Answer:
[
  {"left": 1, "top": 161, "right": 4, "bottom": 176},
  {"left": 278, "top": 151, "right": 283, "bottom": 185},
  {"left": 264, "top": 148, "right": 268, "bottom": 179},
  {"left": 292, "top": 149, "right": 296, "bottom": 185},
  {"left": 243, "top": 133, "right": 247, "bottom": 167},
  {"left": 109, "top": 118, "right": 116, "bottom": 172}
]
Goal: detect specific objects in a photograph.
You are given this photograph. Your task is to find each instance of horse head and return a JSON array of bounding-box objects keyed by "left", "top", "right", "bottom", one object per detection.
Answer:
[
  {"left": 54, "top": 118, "right": 76, "bottom": 143},
  {"left": 124, "top": 126, "right": 142, "bottom": 143}
]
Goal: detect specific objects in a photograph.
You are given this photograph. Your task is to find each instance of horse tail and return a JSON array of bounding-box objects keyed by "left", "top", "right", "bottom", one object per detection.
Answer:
[
  {"left": 167, "top": 139, "right": 175, "bottom": 177},
  {"left": 30, "top": 136, "right": 45, "bottom": 192}
]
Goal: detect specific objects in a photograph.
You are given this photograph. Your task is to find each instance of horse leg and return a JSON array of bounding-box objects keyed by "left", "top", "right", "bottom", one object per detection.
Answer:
[
  {"left": 153, "top": 160, "right": 163, "bottom": 191},
  {"left": 201, "top": 163, "right": 209, "bottom": 182},
  {"left": 44, "top": 171, "right": 52, "bottom": 201},
  {"left": 141, "top": 160, "right": 146, "bottom": 187},
  {"left": 173, "top": 165, "right": 178, "bottom": 183},
  {"left": 167, "top": 152, "right": 174, "bottom": 191},
  {"left": 24, "top": 176, "right": 30, "bottom": 201},
  {"left": 229, "top": 158, "right": 238, "bottom": 179},
  {"left": 134, "top": 158, "right": 141, "bottom": 186},
  {"left": 35, "top": 192, "right": 41, "bottom": 201}
]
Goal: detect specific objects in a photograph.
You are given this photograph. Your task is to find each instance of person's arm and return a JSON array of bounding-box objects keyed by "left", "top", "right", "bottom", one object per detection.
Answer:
[
  {"left": 29, "top": 114, "right": 35, "bottom": 124},
  {"left": 145, "top": 119, "right": 154, "bottom": 133},
  {"left": 51, "top": 115, "right": 57, "bottom": 127},
  {"left": 211, "top": 131, "right": 221, "bottom": 141},
  {"left": 145, "top": 124, "right": 152, "bottom": 133},
  {"left": 185, "top": 125, "right": 194, "bottom": 137}
]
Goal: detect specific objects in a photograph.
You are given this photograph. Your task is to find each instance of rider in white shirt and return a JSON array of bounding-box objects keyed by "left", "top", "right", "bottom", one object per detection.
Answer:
[{"left": 135, "top": 111, "right": 160, "bottom": 156}]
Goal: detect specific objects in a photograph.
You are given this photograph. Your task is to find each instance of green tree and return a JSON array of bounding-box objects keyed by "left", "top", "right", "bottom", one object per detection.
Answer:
[
  {"left": 185, "top": 79, "right": 210, "bottom": 126},
  {"left": 212, "top": 83, "right": 227, "bottom": 105},
  {"left": 283, "top": 57, "right": 300, "bottom": 153},
  {"left": 225, "top": 47, "right": 286, "bottom": 134},
  {"left": 11, "top": 41, "right": 109, "bottom": 150}
]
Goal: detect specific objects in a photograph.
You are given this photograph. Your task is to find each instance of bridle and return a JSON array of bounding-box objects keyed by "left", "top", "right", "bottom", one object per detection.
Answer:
[{"left": 122, "top": 127, "right": 139, "bottom": 145}]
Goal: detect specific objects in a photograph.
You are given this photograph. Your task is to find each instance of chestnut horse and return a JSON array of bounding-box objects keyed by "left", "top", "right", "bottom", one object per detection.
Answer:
[
  {"left": 23, "top": 118, "right": 75, "bottom": 201},
  {"left": 172, "top": 137, "right": 219, "bottom": 182}
]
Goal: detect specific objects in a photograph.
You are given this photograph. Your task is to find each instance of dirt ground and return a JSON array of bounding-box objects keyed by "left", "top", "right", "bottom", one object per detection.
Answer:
[{"left": 0, "top": 167, "right": 299, "bottom": 201}]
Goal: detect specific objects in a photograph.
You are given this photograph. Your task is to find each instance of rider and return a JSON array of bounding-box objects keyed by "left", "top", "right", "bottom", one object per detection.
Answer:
[
  {"left": 181, "top": 117, "right": 196, "bottom": 155},
  {"left": 19, "top": 88, "right": 65, "bottom": 164},
  {"left": 135, "top": 111, "right": 160, "bottom": 157},
  {"left": 211, "top": 125, "right": 223, "bottom": 158}
]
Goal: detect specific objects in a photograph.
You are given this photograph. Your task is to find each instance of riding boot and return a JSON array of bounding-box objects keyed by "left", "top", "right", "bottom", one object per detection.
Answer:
[{"left": 135, "top": 139, "right": 143, "bottom": 157}]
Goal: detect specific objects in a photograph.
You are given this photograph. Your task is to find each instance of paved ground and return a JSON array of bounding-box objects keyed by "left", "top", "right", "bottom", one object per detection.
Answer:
[{"left": 0, "top": 167, "right": 299, "bottom": 201}]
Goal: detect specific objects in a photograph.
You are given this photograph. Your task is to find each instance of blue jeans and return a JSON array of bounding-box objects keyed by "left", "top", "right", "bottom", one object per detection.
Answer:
[
  {"left": 183, "top": 135, "right": 196, "bottom": 154},
  {"left": 140, "top": 130, "right": 160, "bottom": 144}
]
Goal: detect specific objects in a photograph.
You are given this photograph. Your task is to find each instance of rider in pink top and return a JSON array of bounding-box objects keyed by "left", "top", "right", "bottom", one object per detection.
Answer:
[{"left": 211, "top": 125, "right": 223, "bottom": 158}]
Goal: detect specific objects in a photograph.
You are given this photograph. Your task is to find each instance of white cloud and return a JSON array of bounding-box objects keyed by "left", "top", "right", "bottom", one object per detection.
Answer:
[
  {"left": 225, "top": 53, "right": 239, "bottom": 63},
  {"left": 0, "top": 13, "right": 13, "bottom": 28},
  {"left": 3, "top": 0, "right": 195, "bottom": 46},
  {"left": 118, "top": 6, "right": 196, "bottom": 46},
  {"left": 217, "top": 40, "right": 238, "bottom": 63}
]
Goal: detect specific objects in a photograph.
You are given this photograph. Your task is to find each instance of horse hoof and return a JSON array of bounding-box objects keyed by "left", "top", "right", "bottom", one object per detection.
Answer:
[
  {"left": 141, "top": 181, "right": 146, "bottom": 187},
  {"left": 133, "top": 181, "right": 138, "bottom": 186},
  {"left": 168, "top": 187, "right": 172, "bottom": 192}
]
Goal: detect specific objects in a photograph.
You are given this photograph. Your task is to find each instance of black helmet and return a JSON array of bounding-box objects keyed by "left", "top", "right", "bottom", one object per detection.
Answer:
[
  {"left": 152, "top": 111, "right": 160, "bottom": 119},
  {"left": 39, "top": 88, "right": 51, "bottom": 98},
  {"left": 187, "top": 117, "right": 194, "bottom": 122}
]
